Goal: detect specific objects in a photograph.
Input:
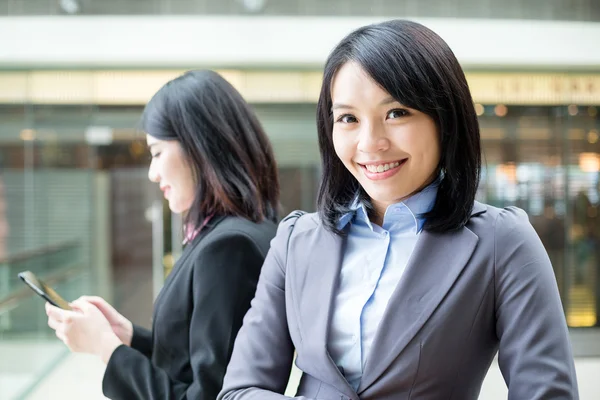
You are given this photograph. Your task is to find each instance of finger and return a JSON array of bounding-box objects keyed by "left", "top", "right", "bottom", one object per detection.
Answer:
[
  {"left": 48, "top": 306, "right": 76, "bottom": 325},
  {"left": 78, "top": 295, "right": 104, "bottom": 305},
  {"left": 55, "top": 329, "right": 66, "bottom": 342},
  {"left": 45, "top": 302, "right": 54, "bottom": 316},
  {"left": 79, "top": 296, "right": 113, "bottom": 314},
  {"left": 47, "top": 317, "right": 61, "bottom": 331},
  {"left": 70, "top": 299, "right": 92, "bottom": 313},
  {"left": 46, "top": 303, "right": 66, "bottom": 322}
]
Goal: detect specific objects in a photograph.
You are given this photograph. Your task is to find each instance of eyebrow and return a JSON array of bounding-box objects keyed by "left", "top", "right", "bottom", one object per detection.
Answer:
[
  {"left": 379, "top": 96, "right": 399, "bottom": 106},
  {"left": 331, "top": 103, "right": 355, "bottom": 111},
  {"left": 331, "top": 96, "right": 400, "bottom": 112}
]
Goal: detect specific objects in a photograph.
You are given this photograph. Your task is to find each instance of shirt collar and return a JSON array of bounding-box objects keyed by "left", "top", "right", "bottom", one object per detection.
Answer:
[
  {"left": 183, "top": 214, "right": 213, "bottom": 245},
  {"left": 338, "top": 174, "right": 441, "bottom": 233}
]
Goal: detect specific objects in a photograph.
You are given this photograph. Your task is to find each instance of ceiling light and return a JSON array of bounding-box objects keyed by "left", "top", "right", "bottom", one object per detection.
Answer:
[
  {"left": 59, "top": 0, "right": 80, "bottom": 14},
  {"left": 238, "top": 0, "right": 267, "bottom": 13}
]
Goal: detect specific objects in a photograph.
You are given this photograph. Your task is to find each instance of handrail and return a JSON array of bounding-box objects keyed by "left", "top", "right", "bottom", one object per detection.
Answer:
[{"left": 0, "top": 240, "right": 79, "bottom": 264}]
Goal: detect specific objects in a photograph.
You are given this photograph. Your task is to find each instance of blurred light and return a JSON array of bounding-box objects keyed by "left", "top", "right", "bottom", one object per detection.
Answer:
[
  {"left": 578, "top": 152, "right": 600, "bottom": 173},
  {"left": 20, "top": 129, "right": 36, "bottom": 141},
  {"left": 568, "top": 104, "right": 579, "bottom": 116},
  {"left": 238, "top": 0, "right": 267, "bottom": 12},
  {"left": 474, "top": 103, "right": 484, "bottom": 116},
  {"left": 59, "top": 0, "right": 79, "bottom": 14},
  {"left": 588, "top": 130, "right": 599, "bottom": 144},
  {"left": 496, "top": 163, "right": 517, "bottom": 183},
  {"left": 516, "top": 164, "right": 530, "bottom": 182},
  {"left": 589, "top": 106, "right": 598, "bottom": 117},
  {"left": 85, "top": 126, "right": 113, "bottom": 145},
  {"left": 494, "top": 104, "right": 508, "bottom": 117}
]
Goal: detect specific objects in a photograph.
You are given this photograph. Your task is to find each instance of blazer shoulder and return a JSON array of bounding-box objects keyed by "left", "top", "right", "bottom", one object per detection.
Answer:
[
  {"left": 265, "top": 210, "right": 319, "bottom": 262},
  {"left": 472, "top": 203, "right": 530, "bottom": 230},
  {"left": 492, "top": 206, "right": 539, "bottom": 247},
  {"left": 195, "top": 216, "right": 277, "bottom": 256},
  {"left": 280, "top": 210, "right": 319, "bottom": 234},
  {"left": 467, "top": 201, "right": 526, "bottom": 225},
  {"left": 213, "top": 215, "right": 277, "bottom": 235},
  {"left": 468, "top": 203, "right": 541, "bottom": 250}
]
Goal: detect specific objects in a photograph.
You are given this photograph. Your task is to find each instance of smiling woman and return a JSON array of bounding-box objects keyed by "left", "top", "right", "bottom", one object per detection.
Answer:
[{"left": 218, "top": 20, "right": 579, "bottom": 400}]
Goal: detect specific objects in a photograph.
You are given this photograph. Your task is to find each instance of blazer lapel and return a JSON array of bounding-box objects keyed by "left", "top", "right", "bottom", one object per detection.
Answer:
[
  {"left": 358, "top": 206, "right": 484, "bottom": 392},
  {"left": 290, "top": 222, "right": 359, "bottom": 400},
  {"left": 155, "top": 215, "right": 227, "bottom": 304}
]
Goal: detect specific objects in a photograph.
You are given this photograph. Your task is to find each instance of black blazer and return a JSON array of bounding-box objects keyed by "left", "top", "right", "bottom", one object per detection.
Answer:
[{"left": 102, "top": 215, "right": 277, "bottom": 400}]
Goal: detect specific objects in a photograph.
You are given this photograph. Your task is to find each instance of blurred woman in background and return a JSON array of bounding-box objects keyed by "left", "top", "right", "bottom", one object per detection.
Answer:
[{"left": 46, "top": 70, "right": 280, "bottom": 400}]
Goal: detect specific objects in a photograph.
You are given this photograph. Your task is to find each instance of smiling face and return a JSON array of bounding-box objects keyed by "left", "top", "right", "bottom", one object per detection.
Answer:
[
  {"left": 331, "top": 61, "right": 441, "bottom": 220},
  {"left": 146, "top": 134, "right": 196, "bottom": 214}
]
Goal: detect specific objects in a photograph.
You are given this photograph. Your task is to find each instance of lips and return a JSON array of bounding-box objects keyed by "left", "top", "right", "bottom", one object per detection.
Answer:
[
  {"left": 358, "top": 159, "right": 407, "bottom": 171},
  {"left": 160, "top": 185, "right": 171, "bottom": 198},
  {"left": 358, "top": 159, "right": 407, "bottom": 180}
]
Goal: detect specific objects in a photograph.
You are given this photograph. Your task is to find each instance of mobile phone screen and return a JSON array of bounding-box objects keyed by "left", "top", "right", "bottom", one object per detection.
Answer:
[{"left": 18, "top": 271, "right": 72, "bottom": 310}]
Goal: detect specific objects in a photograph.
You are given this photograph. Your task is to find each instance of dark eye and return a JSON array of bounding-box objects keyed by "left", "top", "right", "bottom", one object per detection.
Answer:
[
  {"left": 150, "top": 152, "right": 161, "bottom": 159},
  {"left": 335, "top": 114, "right": 358, "bottom": 124},
  {"left": 386, "top": 109, "right": 409, "bottom": 119}
]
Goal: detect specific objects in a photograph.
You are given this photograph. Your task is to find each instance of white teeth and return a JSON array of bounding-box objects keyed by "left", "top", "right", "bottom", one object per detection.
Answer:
[{"left": 365, "top": 161, "right": 401, "bottom": 173}]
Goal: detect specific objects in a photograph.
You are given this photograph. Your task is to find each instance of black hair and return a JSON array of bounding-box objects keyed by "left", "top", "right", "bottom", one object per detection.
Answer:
[
  {"left": 316, "top": 19, "right": 481, "bottom": 234},
  {"left": 141, "top": 70, "right": 280, "bottom": 229}
]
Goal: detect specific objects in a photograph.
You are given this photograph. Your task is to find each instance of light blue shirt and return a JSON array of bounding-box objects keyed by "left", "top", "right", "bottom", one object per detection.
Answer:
[{"left": 328, "top": 178, "right": 440, "bottom": 390}]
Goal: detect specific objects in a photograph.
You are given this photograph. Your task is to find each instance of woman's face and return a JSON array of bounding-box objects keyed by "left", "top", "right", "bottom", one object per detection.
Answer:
[
  {"left": 147, "top": 135, "right": 195, "bottom": 214},
  {"left": 331, "top": 61, "right": 441, "bottom": 217}
]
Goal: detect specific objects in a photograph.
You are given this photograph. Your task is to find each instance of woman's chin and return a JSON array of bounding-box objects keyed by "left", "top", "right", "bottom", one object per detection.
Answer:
[
  {"left": 167, "top": 201, "right": 183, "bottom": 214},
  {"left": 168, "top": 201, "right": 192, "bottom": 215}
]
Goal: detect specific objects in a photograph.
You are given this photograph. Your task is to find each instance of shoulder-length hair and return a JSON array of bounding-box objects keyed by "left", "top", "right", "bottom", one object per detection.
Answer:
[
  {"left": 141, "top": 70, "right": 280, "bottom": 229},
  {"left": 317, "top": 19, "right": 481, "bottom": 234}
]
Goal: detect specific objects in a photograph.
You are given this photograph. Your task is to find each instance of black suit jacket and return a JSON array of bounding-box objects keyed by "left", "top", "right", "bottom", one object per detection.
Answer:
[{"left": 102, "top": 215, "right": 277, "bottom": 400}]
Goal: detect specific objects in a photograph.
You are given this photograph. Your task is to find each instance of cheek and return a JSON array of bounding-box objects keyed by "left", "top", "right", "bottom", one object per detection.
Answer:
[
  {"left": 176, "top": 162, "right": 196, "bottom": 202},
  {"left": 332, "top": 131, "right": 353, "bottom": 164},
  {"left": 427, "top": 132, "right": 442, "bottom": 165},
  {"left": 183, "top": 171, "right": 196, "bottom": 199},
  {"left": 407, "top": 124, "right": 440, "bottom": 165}
]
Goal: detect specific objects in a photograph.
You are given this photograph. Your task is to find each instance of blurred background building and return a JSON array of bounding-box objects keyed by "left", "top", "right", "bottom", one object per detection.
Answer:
[{"left": 0, "top": 1, "right": 599, "bottom": 399}]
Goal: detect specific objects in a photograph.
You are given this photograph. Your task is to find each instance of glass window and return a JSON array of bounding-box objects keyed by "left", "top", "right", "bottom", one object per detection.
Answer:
[{"left": 477, "top": 105, "right": 600, "bottom": 328}]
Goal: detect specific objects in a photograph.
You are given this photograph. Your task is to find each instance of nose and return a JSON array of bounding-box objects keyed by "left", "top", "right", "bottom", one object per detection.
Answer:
[
  {"left": 357, "top": 121, "right": 389, "bottom": 154},
  {"left": 148, "top": 159, "right": 160, "bottom": 183}
]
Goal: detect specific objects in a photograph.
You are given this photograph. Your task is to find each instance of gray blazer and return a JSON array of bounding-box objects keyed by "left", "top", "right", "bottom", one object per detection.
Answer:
[{"left": 218, "top": 202, "right": 578, "bottom": 400}]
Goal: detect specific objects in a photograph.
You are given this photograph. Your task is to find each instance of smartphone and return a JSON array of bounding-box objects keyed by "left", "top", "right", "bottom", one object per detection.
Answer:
[{"left": 18, "top": 270, "right": 72, "bottom": 310}]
